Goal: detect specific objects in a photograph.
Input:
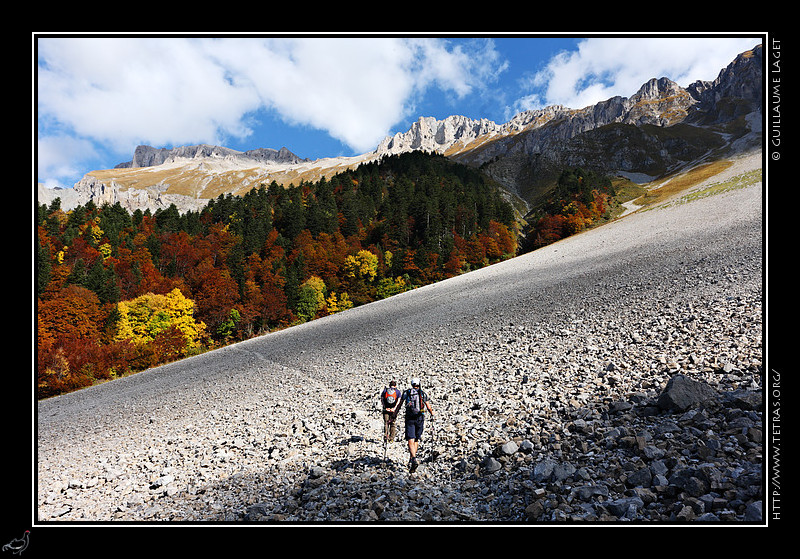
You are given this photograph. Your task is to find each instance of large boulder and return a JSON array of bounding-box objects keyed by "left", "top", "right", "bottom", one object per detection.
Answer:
[{"left": 657, "top": 374, "right": 719, "bottom": 412}]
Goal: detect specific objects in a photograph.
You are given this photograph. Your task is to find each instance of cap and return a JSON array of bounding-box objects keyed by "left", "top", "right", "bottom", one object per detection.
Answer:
[{"left": 411, "top": 377, "right": 420, "bottom": 387}]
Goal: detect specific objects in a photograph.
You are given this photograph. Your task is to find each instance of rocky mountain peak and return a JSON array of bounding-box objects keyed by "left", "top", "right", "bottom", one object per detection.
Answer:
[
  {"left": 686, "top": 44, "right": 763, "bottom": 123},
  {"left": 634, "top": 76, "right": 685, "bottom": 101},
  {"left": 377, "top": 43, "right": 761, "bottom": 172},
  {"left": 116, "top": 144, "right": 307, "bottom": 169},
  {"left": 375, "top": 114, "right": 502, "bottom": 156}
]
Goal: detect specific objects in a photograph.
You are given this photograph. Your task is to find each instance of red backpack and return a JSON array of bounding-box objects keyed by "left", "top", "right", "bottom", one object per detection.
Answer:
[{"left": 382, "top": 387, "right": 400, "bottom": 407}]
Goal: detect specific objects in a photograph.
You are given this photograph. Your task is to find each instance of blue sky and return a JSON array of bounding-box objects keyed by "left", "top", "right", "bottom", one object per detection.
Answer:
[{"left": 35, "top": 34, "right": 762, "bottom": 190}]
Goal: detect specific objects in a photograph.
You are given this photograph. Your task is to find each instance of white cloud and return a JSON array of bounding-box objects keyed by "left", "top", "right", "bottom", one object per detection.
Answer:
[
  {"left": 408, "top": 37, "right": 508, "bottom": 100},
  {"left": 37, "top": 37, "right": 261, "bottom": 153},
  {"left": 36, "top": 36, "right": 504, "bottom": 186},
  {"left": 201, "top": 37, "right": 505, "bottom": 153},
  {"left": 521, "top": 36, "right": 760, "bottom": 111},
  {"left": 205, "top": 37, "right": 420, "bottom": 153},
  {"left": 36, "top": 134, "right": 98, "bottom": 189}
]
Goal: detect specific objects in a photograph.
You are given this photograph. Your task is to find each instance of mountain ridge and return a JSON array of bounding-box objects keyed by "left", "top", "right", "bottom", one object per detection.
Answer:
[
  {"left": 114, "top": 144, "right": 309, "bottom": 169},
  {"left": 37, "top": 44, "right": 762, "bottom": 215}
]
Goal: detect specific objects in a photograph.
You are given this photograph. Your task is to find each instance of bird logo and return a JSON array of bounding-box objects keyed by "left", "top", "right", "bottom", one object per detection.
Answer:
[{"left": 2, "top": 531, "right": 29, "bottom": 555}]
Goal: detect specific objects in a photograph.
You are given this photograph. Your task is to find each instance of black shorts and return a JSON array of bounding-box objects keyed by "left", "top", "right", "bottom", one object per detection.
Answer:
[{"left": 405, "top": 415, "right": 424, "bottom": 440}]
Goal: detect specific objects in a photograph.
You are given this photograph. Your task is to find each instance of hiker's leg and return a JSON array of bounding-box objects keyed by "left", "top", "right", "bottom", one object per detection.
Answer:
[
  {"left": 383, "top": 411, "right": 392, "bottom": 441},
  {"left": 406, "top": 419, "right": 419, "bottom": 458},
  {"left": 386, "top": 412, "right": 397, "bottom": 442}
]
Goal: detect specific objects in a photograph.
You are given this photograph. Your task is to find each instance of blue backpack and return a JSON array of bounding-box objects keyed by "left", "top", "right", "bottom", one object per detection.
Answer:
[{"left": 406, "top": 388, "right": 424, "bottom": 415}]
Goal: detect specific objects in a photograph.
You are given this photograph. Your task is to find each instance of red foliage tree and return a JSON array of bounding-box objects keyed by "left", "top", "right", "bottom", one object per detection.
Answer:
[
  {"left": 38, "top": 285, "right": 103, "bottom": 343},
  {"left": 190, "top": 262, "right": 239, "bottom": 332}
]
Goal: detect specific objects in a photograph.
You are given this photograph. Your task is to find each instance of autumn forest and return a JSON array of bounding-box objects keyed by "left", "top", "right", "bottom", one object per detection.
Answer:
[
  {"left": 36, "top": 152, "right": 520, "bottom": 398},
  {"left": 36, "top": 150, "right": 618, "bottom": 399}
]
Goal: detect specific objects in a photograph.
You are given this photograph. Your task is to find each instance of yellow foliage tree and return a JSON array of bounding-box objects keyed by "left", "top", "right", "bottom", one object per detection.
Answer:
[
  {"left": 376, "top": 276, "right": 410, "bottom": 299},
  {"left": 344, "top": 250, "right": 378, "bottom": 282},
  {"left": 99, "top": 242, "right": 113, "bottom": 260},
  {"left": 325, "top": 291, "right": 353, "bottom": 314},
  {"left": 296, "top": 276, "right": 327, "bottom": 321},
  {"left": 86, "top": 217, "right": 104, "bottom": 246},
  {"left": 115, "top": 288, "right": 206, "bottom": 351}
]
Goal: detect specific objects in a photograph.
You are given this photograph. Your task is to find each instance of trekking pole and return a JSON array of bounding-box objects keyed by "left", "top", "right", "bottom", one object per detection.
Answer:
[
  {"left": 383, "top": 423, "right": 388, "bottom": 464},
  {"left": 429, "top": 415, "right": 438, "bottom": 462},
  {"left": 382, "top": 408, "right": 388, "bottom": 464},
  {"left": 383, "top": 408, "right": 395, "bottom": 465}
]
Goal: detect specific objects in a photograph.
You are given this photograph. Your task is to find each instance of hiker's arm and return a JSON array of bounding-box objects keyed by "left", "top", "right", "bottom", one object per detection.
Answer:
[{"left": 392, "top": 392, "right": 407, "bottom": 413}]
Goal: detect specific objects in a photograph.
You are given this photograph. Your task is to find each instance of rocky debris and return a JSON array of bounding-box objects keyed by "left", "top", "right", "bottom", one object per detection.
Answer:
[
  {"left": 37, "top": 290, "right": 763, "bottom": 524},
  {"left": 37, "top": 179, "right": 763, "bottom": 524}
]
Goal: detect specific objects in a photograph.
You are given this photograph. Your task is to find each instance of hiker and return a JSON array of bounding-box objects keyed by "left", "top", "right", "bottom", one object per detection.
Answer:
[
  {"left": 380, "top": 380, "right": 401, "bottom": 443},
  {"left": 390, "top": 377, "right": 434, "bottom": 472}
]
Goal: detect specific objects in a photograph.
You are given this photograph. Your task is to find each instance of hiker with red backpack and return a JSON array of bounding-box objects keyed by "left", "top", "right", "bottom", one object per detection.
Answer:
[
  {"left": 390, "top": 377, "right": 434, "bottom": 472},
  {"left": 380, "top": 380, "right": 402, "bottom": 443}
]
